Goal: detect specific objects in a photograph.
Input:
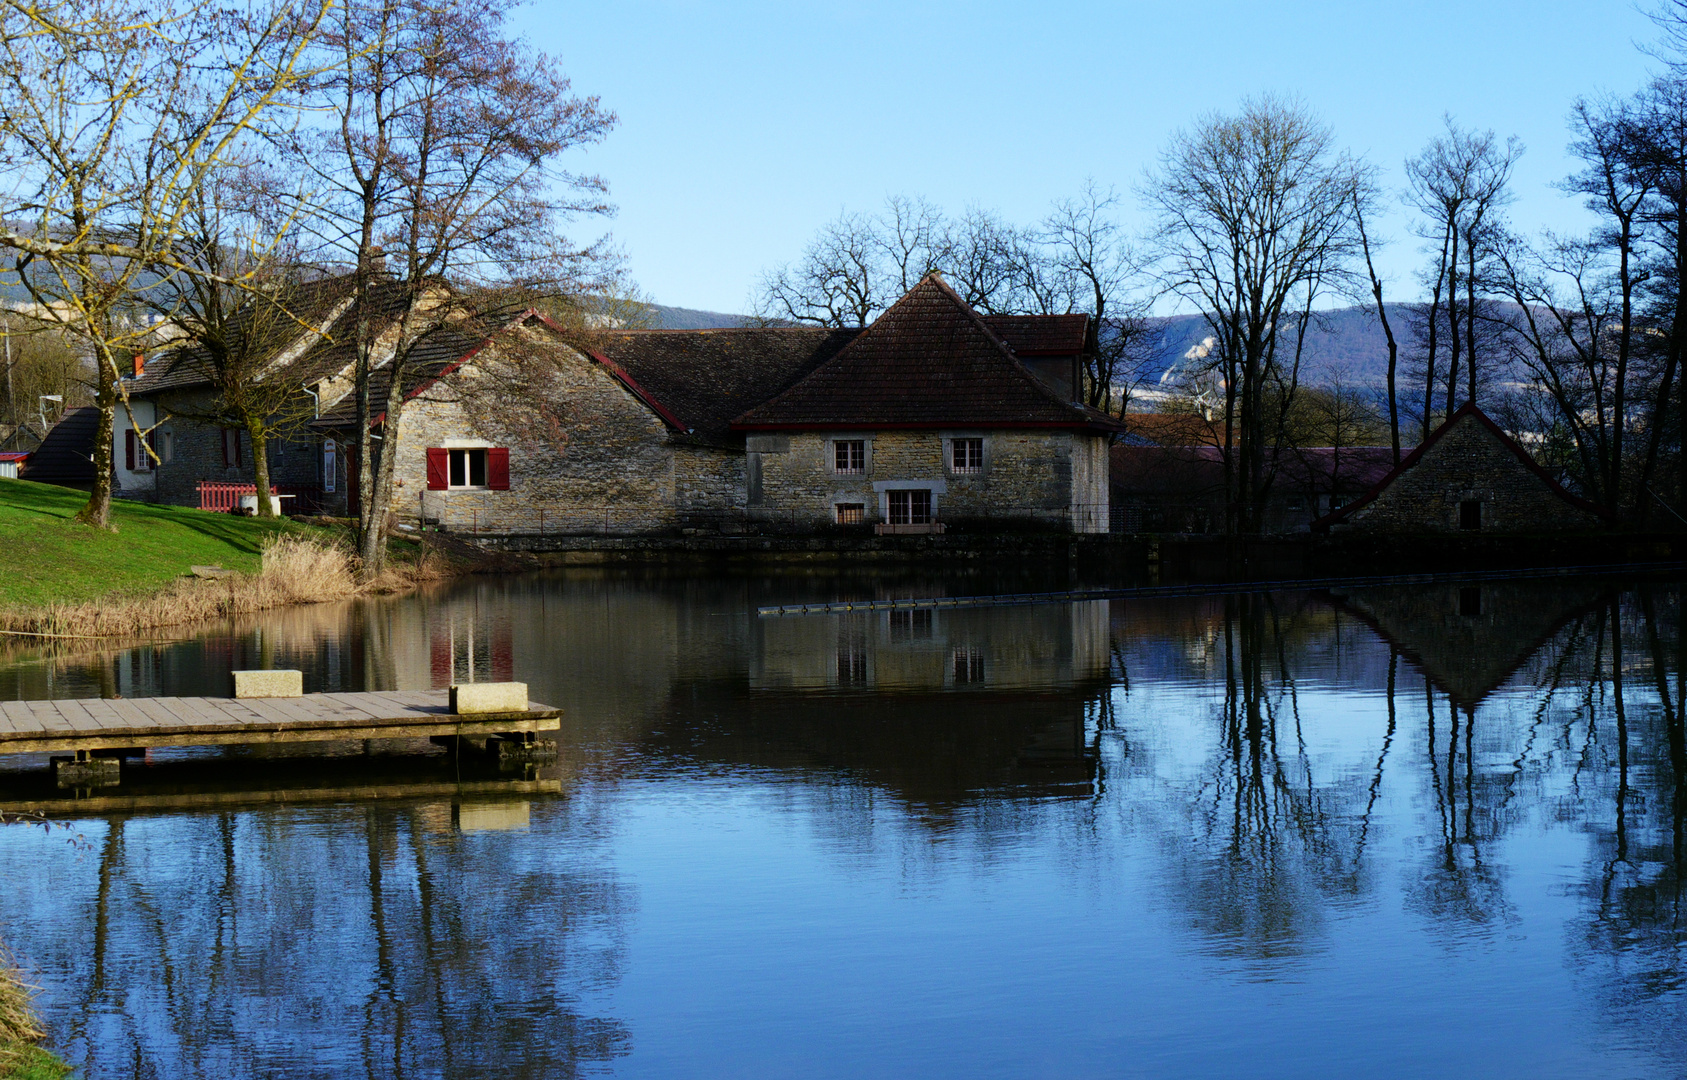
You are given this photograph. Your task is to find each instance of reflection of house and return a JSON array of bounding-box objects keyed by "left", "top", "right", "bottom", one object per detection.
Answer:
[
  {"left": 1332, "top": 581, "right": 1603, "bottom": 707},
  {"left": 1314, "top": 403, "right": 1605, "bottom": 533},
  {"left": 1111, "top": 418, "right": 1395, "bottom": 533},
  {"left": 751, "top": 599, "right": 1111, "bottom": 692}
]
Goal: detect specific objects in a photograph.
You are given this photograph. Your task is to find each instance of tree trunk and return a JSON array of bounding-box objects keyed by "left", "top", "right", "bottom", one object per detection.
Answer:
[
  {"left": 75, "top": 358, "right": 117, "bottom": 529},
  {"left": 249, "top": 418, "right": 275, "bottom": 518},
  {"left": 1445, "top": 224, "right": 1462, "bottom": 416},
  {"left": 1465, "top": 241, "right": 1479, "bottom": 406}
]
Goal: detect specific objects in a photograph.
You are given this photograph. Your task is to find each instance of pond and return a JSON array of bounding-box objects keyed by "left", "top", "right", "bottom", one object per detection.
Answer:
[{"left": 0, "top": 566, "right": 1684, "bottom": 1079}]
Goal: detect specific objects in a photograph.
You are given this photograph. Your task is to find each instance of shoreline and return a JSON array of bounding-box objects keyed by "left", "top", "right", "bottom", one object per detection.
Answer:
[
  {"left": 0, "top": 535, "right": 461, "bottom": 645},
  {"left": 0, "top": 945, "right": 69, "bottom": 1080}
]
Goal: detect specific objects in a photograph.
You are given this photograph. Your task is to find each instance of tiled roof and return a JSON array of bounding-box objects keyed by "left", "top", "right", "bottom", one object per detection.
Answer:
[
  {"left": 18, "top": 406, "right": 98, "bottom": 486},
  {"left": 733, "top": 275, "right": 1124, "bottom": 432},
  {"left": 980, "top": 314, "right": 1089, "bottom": 356},
  {"left": 589, "top": 328, "right": 860, "bottom": 446},
  {"left": 132, "top": 276, "right": 417, "bottom": 397},
  {"left": 1121, "top": 413, "right": 1229, "bottom": 447},
  {"left": 312, "top": 321, "right": 491, "bottom": 427},
  {"left": 1112, "top": 445, "right": 1397, "bottom": 496}
]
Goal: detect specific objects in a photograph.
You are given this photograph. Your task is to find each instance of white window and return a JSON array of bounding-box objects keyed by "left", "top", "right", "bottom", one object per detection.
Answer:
[
  {"left": 834, "top": 439, "right": 866, "bottom": 475},
  {"left": 887, "top": 489, "right": 932, "bottom": 525},
  {"left": 951, "top": 438, "right": 983, "bottom": 474}
]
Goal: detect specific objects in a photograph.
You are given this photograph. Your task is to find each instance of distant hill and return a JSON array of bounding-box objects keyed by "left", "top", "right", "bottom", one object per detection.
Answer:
[
  {"left": 1139, "top": 304, "right": 1415, "bottom": 392},
  {"left": 645, "top": 303, "right": 752, "bottom": 329}
]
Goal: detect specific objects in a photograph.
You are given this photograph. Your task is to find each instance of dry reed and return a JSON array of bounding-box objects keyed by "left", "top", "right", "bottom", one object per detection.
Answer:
[
  {"left": 0, "top": 945, "right": 45, "bottom": 1072},
  {"left": 0, "top": 534, "right": 455, "bottom": 641}
]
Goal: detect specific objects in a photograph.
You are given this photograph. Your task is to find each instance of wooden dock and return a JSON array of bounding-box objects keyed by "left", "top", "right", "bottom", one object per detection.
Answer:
[{"left": 0, "top": 689, "right": 562, "bottom": 756}]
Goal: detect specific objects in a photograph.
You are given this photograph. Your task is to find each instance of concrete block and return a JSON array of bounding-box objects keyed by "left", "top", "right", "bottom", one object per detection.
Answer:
[
  {"left": 450, "top": 681, "right": 528, "bottom": 714},
  {"left": 232, "top": 669, "right": 304, "bottom": 698}
]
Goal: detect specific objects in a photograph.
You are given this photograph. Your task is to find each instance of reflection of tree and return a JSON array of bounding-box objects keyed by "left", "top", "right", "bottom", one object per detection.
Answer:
[
  {"left": 7, "top": 804, "right": 630, "bottom": 1079},
  {"left": 1168, "top": 595, "right": 1377, "bottom": 958},
  {"left": 1571, "top": 590, "right": 1687, "bottom": 1044}
]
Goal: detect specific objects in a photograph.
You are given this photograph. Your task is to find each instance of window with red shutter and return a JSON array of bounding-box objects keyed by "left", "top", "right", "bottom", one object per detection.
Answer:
[
  {"left": 487, "top": 447, "right": 510, "bottom": 490},
  {"left": 125, "top": 429, "right": 136, "bottom": 471},
  {"left": 425, "top": 448, "right": 449, "bottom": 490}
]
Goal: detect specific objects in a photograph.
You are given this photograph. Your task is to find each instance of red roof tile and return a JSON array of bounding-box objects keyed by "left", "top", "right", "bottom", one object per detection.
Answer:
[
  {"left": 980, "top": 314, "right": 1089, "bottom": 356},
  {"left": 733, "top": 275, "right": 1123, "bottom": 432}
]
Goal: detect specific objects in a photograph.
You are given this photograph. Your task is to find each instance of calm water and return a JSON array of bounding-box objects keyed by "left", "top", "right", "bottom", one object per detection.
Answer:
[{"left": 2, "top": 566, "right": 1685, "bottom": 1079}]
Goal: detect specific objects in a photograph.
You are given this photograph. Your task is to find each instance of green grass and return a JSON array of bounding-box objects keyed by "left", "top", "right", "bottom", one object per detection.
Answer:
[
  {"left": 0, "top": 477, "right": 331, "bottom": 610},
  {"left": 0, "top": 1045, "right": 72, "bottom": 1080}
]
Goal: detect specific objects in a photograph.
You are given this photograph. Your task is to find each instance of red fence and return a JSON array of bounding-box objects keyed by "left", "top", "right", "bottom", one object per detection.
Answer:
[{"left": 197, "top": 481, "right": 323, "bottom": 515}]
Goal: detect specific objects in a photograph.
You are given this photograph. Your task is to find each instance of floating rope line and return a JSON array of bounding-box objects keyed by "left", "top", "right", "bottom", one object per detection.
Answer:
[{"left": 755, "top": 561, "right": 1687, "bottom": 616}]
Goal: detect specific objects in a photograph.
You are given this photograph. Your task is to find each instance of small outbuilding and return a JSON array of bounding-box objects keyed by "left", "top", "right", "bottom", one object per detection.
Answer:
[{"left": 1312, "top": 402, "right": 1606, "bottom": 534}]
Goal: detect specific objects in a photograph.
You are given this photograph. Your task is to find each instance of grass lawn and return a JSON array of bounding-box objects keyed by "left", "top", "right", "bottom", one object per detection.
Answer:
[
  {"left": 0, "top": 1045, "right": 72, "bottom": 1080},
  {"left": 0, "top": 477, "right": 331, "bottom": 610}
]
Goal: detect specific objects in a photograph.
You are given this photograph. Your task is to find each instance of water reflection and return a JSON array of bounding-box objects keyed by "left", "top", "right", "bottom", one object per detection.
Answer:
[{"left": 2, "top": 570, "right": 1687, "bottom": 1077}]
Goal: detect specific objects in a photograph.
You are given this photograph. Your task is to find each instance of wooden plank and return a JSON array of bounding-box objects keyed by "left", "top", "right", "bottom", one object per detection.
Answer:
[
  {"left": 51, "top": 699, "right": 106, "bottom": 732},
  {"left": 0, "top": 779, "right": 563, "bottom": 816},
  {"left": 0, "top": 716, "right": 557, "bottom": 754},
  {"left": 101, "top": 699, "right": 158, "bottom": 728},
  {"left": 336, "top": 691, "right": 428, "bottom": 719},
  {"left": 130, "top": 697, "right": 188, "bottom": 732},
  {"left": 76, "top": 699, "right": 137, "bottom": 731},
  {"left": 303, "top": 693, "right": 394, "bottom": 723},
  {"left": 167, "top": 697, "right": 248, "bottom": 728}
]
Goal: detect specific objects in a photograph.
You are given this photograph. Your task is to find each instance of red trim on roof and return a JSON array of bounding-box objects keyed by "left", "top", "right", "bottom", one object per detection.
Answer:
[
  {"left": 582, "top": 348, "right": 691, "bottom": 432},
  {"left": 1310, "top": 401, "right": 1609, "bottom": 532},
  {"left": 356, "top": 309, "right": 689, "bottom": 435}
]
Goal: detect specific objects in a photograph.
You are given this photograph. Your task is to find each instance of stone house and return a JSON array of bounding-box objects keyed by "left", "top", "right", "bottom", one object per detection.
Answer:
[
  {"left": 1312, "top": 402, "right": 1606, "bottom": 533},
  {"left": 310, "top": 274, "right": 1116, "bottom": 537},
  {"left": 106, "top": 271, "right": 1119, "bottom": 537},
  {"left": 731, "top": 275, "right": 1124, "bottom": 534},
  {"left": 308, "top": 312, "right": 857, "bottom": 531},
  {"left": 121, "top": 276, "right": 442, "bottom": 511}
]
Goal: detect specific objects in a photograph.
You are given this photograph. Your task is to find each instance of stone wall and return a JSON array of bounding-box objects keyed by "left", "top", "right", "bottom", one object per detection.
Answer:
[
  {"left": 1335, "top": 414, "right": 1601, "bottom": 533},
  {"left": 142, "top": 388, "right": 328, "bottom": 508},
  {"left": 399, "top": 338, "right": 687, "bottom": 534},
  {"left": 751, "top": 429, "right": 1109, "bottom": 533}
]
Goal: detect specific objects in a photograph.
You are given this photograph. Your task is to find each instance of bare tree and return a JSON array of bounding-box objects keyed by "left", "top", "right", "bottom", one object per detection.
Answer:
[
  {"left": 755, "top": 210, "right": 881, "bottom": 327},
  {"left": 1404, "top": 118, "right": 1522, "bottom": 414},
  {"left": 148, "top": 175, "right": 333, "bottom": 516},
  {"left": 1145, "top": 95, "right": 1364, "bottom": 537},
  {"left": 1042, "top": 180, "right": 1154, "bottom": 415},
  {"left": 0, "top": 0, "right": 327, "bottom": 528},
  {"left": 286, "top": 0, "right": 617, "bottom": 576},
  {"left": 1352, "top": 176, "right": 1402, "bottom": 463}
]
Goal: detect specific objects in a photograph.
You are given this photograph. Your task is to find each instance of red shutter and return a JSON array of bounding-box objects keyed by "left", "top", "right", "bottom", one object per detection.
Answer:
[
  {"left": 425, "top": 448, "right": 449, "bottom": 490},
  {"left": 235, "top": 432, "right": 242, "bottom": 467},
  {"left": 487, "top": 447, "right": 510, "bottom": 490},
  {"left": 125, "top": 430, "right": 136, "bottom": 470},
  {"left": 221, "top": 429, "right": 231, "bottom": 467}
]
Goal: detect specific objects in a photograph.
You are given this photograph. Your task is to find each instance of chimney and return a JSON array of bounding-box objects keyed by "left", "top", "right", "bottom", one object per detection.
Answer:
[{"left": 132, "top": 353, "right": 144, "bottom": 379}]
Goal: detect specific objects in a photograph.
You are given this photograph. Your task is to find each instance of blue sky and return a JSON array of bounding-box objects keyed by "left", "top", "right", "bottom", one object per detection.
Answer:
[{"left": 513, "top": 0, "right": 1660, "bottom": 315}]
